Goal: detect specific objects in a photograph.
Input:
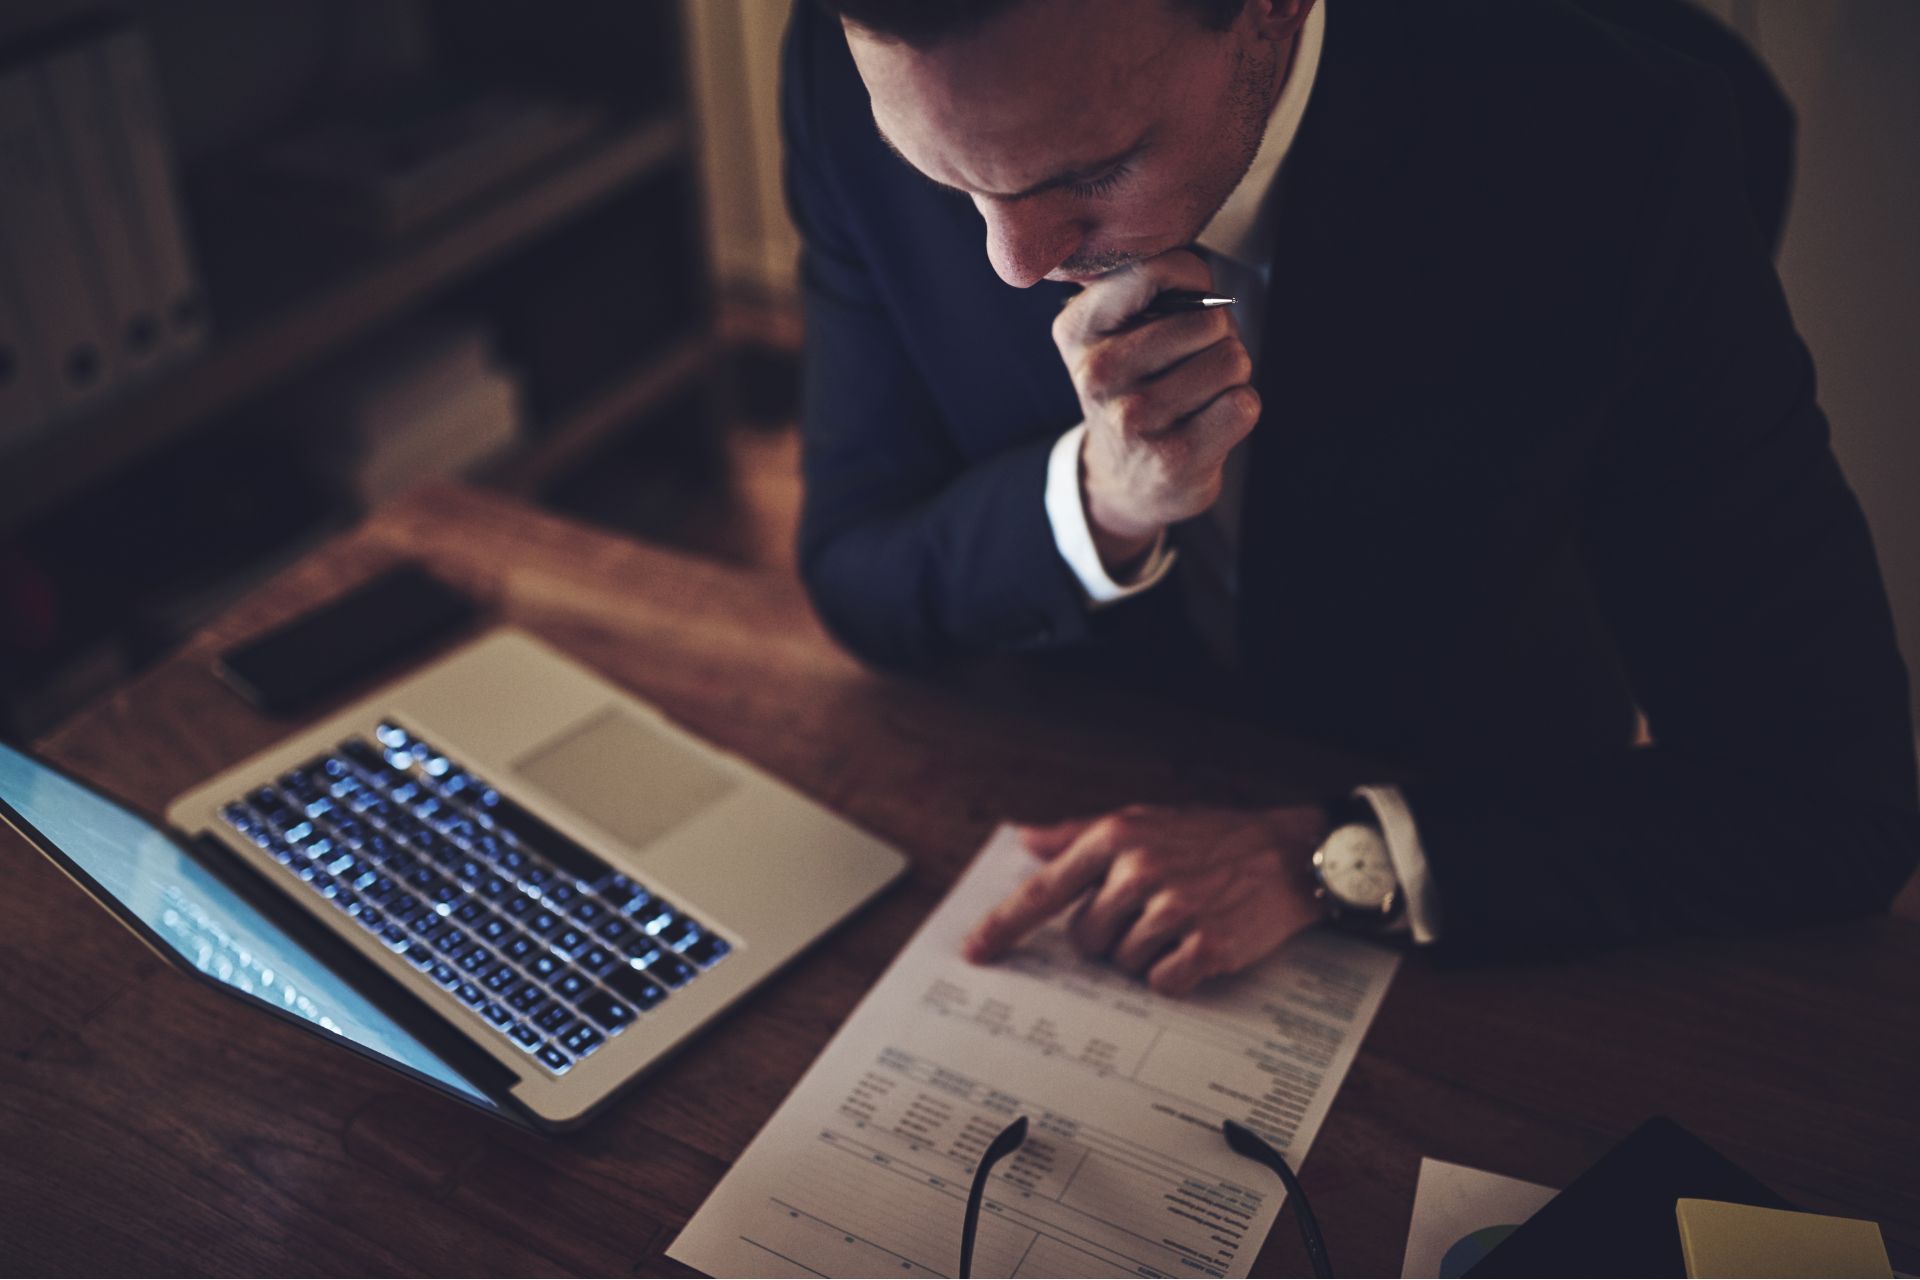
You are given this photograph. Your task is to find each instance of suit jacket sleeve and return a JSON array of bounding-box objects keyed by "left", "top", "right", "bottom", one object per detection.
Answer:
[
  {"left": 781, "top": 6, "right": 1092, "bottom": 669},
  {"left": 1405, "top": 83, "right": 1920, "bottom": 955}
]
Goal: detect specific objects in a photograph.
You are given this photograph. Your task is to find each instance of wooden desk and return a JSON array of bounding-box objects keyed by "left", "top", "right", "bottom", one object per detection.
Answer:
[{"left": 4, "top": 485, "right": 1916, "bottom": 1275}]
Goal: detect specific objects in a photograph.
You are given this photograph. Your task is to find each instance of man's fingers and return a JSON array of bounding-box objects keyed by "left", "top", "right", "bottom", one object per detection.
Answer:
[
  {"left": 1068, "top": 859, "right": 1152, "bottom": 960},
  {"left": 1016, "top": 819, "right": 1094, "bottom": 860},
  {"left": 1079, "top": 308, "right": 1231, "bottom": 393},
  {"left": 1110, "top": 891, "right": 1193, "bottom": 976},
  {"left": 1175, "top": 382, "right": 1261, "bottom": 460},
  {"left": 965, "top": 823, "right": 1126, "bottom": 962},
  {"left": 1134, "top": 336, "right": 1254, "bottom": 435},
  {"left": 1145, "top": 930, "right": 1217, "bottom": 997},
  {"left": 1065, "top": 250, "right": 1213, "bottom": 338}
]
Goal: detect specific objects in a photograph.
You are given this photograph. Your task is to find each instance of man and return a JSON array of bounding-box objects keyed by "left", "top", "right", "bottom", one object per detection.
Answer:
[{"left": 782, "top": 0, "right": 1920, "bottom": 989}]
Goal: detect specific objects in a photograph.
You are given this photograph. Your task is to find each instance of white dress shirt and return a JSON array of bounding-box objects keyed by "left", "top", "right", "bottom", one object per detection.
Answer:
[{"left": 1042, "top": 3, "right": 1442, "bottom": 943}]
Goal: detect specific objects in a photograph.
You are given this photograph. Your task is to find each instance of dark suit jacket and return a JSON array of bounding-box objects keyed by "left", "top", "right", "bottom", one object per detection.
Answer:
[{"left": 781, "top": 0, "right": 1920, "bottom": 955}]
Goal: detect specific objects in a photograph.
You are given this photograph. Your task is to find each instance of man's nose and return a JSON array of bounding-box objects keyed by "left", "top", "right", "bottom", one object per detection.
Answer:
[{"left": 976, "top": 196, "right": 1083, "bottom": 289}]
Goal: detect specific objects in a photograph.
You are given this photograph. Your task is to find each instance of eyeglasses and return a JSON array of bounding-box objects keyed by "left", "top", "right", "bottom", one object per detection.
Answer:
[{"left": 959, "top": 1115, "right": 1332, "bottom": 1278}]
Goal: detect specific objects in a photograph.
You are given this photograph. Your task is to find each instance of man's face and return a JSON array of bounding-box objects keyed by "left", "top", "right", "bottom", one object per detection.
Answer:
[{"left": 847, "top": 0, "right": 1296, "bottom": 287}]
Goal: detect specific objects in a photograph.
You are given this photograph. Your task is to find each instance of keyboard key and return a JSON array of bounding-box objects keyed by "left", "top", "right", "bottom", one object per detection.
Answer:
[
  {"left": 536, "top": 1045, "right": 571, "bottom": 1074},
  {"left": 544, "top": 882, "right": 579, "bottom": 909},
  {"left": 501, "top": 893, "right": 536, "bottom": 919},
  {"left": 507, "top": 980, "right": 547, "bottom": 1012},
  {"left": 481, "top": 1002, "right": 514, "bottom": 1029},
  {"left": 643, "top": 952, "right": 695, "bottom": 988},
  {"left": 503, "top": 934, "right": 537, "bottom": 963},
  {"left": 429, "top": 962, "right": 459, "bottom": 988},
  {"left": 508, "top": 1023, "right": 542, "bottom": 1051},
  {"left": 653, "top": 913, "right": 699, "bottom": 949},
  {"left": 635, "top": 901, "right": 675, "bottom": 935},
  {"left": 527, "top": 952, "right": 561, "bottom": 982},
  {"left": 379, "top": 925, "right": 410, "bottom": 951},
  {"left": 578, "top": 990, "right": 637, "bottom": 1033},
  {"left": 568, "top": 898, "right": 607, "bottom": 927},
  {"left": 456, "top": 945, "right": 496, "bottom": 974},
  {"left": 525, "top": 909, "right": 563, "bottom": 937},
  {"left": 454, "top": 900, "right": 487, "bottom": 924},
  {"left": 557, "top": 1022, "right": 605, "bottom": 1059},
  {"left": 606, "top": 964, "right": 668, "bottom": 1010},
  {"left": 425, "top": 925, "right": 467, "bottom": 953},
  {"left": 551, "top": 927, "right": 589, "bottom": 957},
  {"left": 482, "top": 963, "right": 519, "bottom": 992},
  {"left": 595, "top": 918, "right": 635, "bottom": 947},
  {"left": 477, "top": 876, "right": 513, "bottom": 901},
  {"left": 480, "top": 916, "right": 512, "bottom": 944},
  {"left": 534, "top": 1002, "right": 573, "bottom": 1032},
  {"left": 681, "top": 932, "right": 731, "bottom": 967},
  {"left": 551, "top": 969, "right": 591, "bottom": 1002},
  {"left": 575, "top": 945, "right": 619, "bottom": 977},
  {"left": 486, "top": 792, "right": 606, "bottom": 885},
  {"left": 454, "top": 981, "right": 486, "bottom": 1008}
]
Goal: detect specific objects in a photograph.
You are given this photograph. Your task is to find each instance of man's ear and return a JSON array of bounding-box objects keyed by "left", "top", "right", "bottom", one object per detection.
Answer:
[{"left": 1246, "top": 0, "right": 1316, "bottom": 43}]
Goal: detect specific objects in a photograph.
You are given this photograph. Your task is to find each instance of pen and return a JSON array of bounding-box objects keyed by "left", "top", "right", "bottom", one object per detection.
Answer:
[{"left": 1138, "top": 288, "right": 1237, "bottom": 319}]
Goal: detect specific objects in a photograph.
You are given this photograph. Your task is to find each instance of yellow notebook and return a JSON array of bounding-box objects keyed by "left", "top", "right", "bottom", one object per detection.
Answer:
[{"left": 1675, "top": 1198, "right": 1892, "bottom": 1278}]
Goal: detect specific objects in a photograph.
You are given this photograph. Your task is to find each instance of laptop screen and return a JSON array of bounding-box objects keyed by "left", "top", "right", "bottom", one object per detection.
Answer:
[{"left": 0, "top": 741, "right": 494, "bottom": 1109}]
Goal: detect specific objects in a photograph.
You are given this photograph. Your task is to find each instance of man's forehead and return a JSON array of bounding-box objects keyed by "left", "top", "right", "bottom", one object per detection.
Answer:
[{"left": 848, "top": 0, "right": 1193, "bottom": 196}]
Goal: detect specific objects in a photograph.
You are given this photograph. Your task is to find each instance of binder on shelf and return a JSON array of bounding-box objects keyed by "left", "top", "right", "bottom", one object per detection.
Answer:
[
  {"left": 41, "top": 39, "right": 165, "bottom": 384},
  {"left": 0, "top": 63, "right": 118, "bottom": 421},
  {"left": 98, "top": 26, "right": 206, "bottom": 360},
  {"left": 0, "top": 247, "right": 54, "bottom": 448}
]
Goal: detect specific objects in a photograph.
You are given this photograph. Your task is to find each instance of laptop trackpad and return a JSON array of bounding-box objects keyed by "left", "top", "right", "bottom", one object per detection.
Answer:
[{"left": 512, "top": 709, "right": 737, "bottom": 852}]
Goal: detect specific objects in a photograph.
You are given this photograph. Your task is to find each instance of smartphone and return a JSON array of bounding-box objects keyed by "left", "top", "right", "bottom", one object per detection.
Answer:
[{"left": 214, "top": 564, "right": 476, "bottom": 715}]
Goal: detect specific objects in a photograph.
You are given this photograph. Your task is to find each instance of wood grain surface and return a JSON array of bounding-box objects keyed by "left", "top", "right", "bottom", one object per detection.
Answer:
[{"left": 4, "top": 483, "right": 1915, "bottom": 1276}]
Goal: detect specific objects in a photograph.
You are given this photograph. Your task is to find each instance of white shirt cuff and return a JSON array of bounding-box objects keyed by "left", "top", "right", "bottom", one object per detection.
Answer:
[
  {"left": 1045, "top": 422, "right": 1177, "bottom": 607},
  {"left": 1354, "top": 784, "right": 1442, "bottom": 945}
]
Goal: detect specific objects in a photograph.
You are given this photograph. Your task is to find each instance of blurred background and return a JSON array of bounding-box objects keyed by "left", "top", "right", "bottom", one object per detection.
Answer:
[{"left": 0, "top": 0, "right": 1914, "bottom": 753}]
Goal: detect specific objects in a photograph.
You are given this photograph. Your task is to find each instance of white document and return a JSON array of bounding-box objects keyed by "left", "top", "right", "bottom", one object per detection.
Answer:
[
  {"left": 671, "top": 826, "right": 1400, "bottom": 1279},
  {"left": 1399, "top": 1158, "right": 1557, "bottom": 1279}
]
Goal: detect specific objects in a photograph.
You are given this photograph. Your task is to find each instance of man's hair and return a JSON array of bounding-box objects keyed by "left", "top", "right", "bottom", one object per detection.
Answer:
[{"left": 818, "top": 0, "right": 1245, "bottom": 48}]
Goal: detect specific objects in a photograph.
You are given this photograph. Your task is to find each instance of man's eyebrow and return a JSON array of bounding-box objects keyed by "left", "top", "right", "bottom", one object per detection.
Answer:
[{"left": 872, "top": 121, "right": 1146, "bottom": 201}]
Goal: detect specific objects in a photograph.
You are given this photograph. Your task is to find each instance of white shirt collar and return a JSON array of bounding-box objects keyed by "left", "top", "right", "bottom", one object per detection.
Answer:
[{"left": 1196, "top": 0, "right": 1326, "bottom": 268}]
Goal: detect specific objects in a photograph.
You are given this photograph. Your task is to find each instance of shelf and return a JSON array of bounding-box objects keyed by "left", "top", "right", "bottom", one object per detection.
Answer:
[
  {"left": 480, "top": 334, "right": 715, "bottom": 498},
  {"left": 1, "top": 113, "right": 689, "bottom": 531}
]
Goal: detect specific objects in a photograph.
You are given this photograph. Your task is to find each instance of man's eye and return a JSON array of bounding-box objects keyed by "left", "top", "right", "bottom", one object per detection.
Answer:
[{"left": 1065, "top": 163, "right": 1131, "bottom": 199}]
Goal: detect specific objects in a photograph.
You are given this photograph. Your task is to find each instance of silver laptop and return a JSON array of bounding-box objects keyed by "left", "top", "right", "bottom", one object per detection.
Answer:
[{"left": 4, "top": 628, "right": 904, "bottom": 1130}]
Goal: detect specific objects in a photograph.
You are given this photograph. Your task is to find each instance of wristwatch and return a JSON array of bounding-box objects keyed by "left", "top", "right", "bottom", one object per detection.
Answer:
[{"left": 1310, "top": 795, "right": 1404, "bottom": 931}]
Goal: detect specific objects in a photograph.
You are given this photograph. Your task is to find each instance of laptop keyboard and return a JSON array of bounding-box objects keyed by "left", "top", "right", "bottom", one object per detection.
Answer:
[{"left": 217, "top": 720, "right": 731, "bottom": 1076}]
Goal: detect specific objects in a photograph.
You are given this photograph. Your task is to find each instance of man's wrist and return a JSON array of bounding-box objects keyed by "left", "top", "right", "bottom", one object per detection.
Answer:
[
  {"left": 1044, "top": 423, "right": 1178, "bottom": 604},
  {"left": 1079, "top": 439, "right": 1163, "bottom": 577}
]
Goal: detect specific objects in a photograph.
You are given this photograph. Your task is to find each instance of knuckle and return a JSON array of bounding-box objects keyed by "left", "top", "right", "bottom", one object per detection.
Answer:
[
  {"left": 1228, "top": 384, "right": 1262, "bottom": 423},
  {"left": 1189, "top": 931, "right": 1229, "bottom": 973},
  {"left": 1112, "top": 391, "right": 1155, "bottom": 436},
  {"left": 1225, "top": 342, "right": 1254, "bottom": 386},
  {"left": 1082, "top": 342, "right": 1122, "bottom": 389}
]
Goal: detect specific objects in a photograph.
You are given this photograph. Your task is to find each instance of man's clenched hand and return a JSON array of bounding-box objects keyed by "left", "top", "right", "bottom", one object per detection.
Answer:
[
  {"left": 1052, "top": 249, "right": 1260, "bottom": 575},
  {"left": 963, "top": 803, "right": 1331, "bottom": 996}
]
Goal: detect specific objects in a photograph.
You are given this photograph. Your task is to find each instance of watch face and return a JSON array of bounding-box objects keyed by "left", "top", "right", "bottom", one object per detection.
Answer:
[{"left": 1316, "top": 824, "right": 1397, "bottom": 914}]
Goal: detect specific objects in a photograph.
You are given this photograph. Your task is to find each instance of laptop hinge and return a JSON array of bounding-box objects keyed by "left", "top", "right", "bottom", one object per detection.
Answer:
[{"left": 186, "top": 832, "right": 525, "bottom": 1103}]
